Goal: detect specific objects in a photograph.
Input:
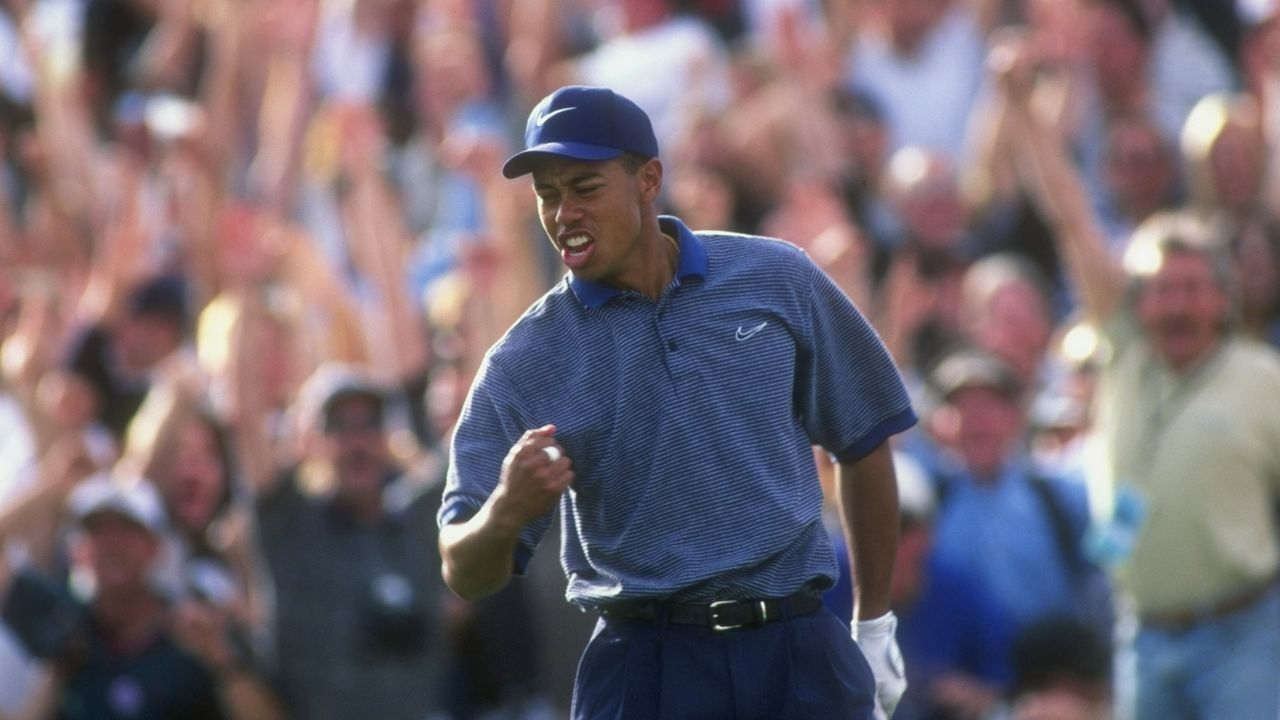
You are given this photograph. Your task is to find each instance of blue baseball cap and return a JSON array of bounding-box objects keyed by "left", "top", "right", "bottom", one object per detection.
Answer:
[{"left": 501, "top": 86, "right": 659, "bottom": 178}]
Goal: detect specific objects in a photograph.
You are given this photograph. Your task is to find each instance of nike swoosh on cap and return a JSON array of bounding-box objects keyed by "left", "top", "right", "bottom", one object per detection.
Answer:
[{"left": 535, "top": 106, "right": 576, "bottom": 126}]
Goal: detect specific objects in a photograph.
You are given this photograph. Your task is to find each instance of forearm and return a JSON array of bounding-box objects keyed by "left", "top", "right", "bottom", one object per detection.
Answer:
[
  {"left": 227, "top": 295, "right": 283, "bottom": 496},
  {"left": 0, "top": 447, "right": 86, "bottom": 571},
  {"left": 836, "top": 441, "right": 898, "bottom": 620},
  {"left": 346, "top": 178, "right": 429, "bottom": 380},
  {"left": 1006, "top": 91, "right": 1125, "bottom": 321},
  {"left": 1262, "top": 67, "right": 1280, "bottom": 219},
  {"left": 283, "top": 235, "right": 370, "bottom": 365},
  {"left": 438, "top": 500, "right": 524, "bottom": 600},
  {"left": 442, "top": 427, "right": 569, "bottom": 599},
  {"left": 962, "top": 87, "right": 1020, "bottom": 215}
]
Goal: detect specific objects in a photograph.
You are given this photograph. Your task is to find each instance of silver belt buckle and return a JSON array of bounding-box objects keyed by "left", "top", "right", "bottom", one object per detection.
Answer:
[{"left": 709, "top": 599, "right": 770, "bottom": 631}]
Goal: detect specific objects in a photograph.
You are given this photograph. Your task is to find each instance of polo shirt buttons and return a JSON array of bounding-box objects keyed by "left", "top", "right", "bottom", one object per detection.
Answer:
[{"left": 667, "top": 340, "right": 678, "bottom": 351}]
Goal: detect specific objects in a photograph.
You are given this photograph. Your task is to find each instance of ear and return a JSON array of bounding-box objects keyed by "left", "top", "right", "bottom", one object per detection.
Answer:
[{"left": 637, "top": 158, "right": 663, "bottom": 205}]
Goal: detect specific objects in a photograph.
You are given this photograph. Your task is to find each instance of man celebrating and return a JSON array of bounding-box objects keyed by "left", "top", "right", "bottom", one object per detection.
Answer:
[
  {"left": 998, "top": 35, "right": 1280, "bottom": 720},
  {"left": 437, "top": 85, "right": 916, "bottom": 719}
]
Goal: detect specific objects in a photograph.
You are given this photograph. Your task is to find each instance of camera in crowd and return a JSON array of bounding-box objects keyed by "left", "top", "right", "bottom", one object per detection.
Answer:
[{"left": 359, "top": 571, "right": 429, "bottom": 659}]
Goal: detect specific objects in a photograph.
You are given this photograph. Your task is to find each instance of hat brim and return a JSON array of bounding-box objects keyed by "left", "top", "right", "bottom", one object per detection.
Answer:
[
  {"left": 501, "top": 142, "right": 625, "bottom": 178},
  {"left": 78, "top": 505, "right": 159, "bottom": 534},
  {"left": 321, "top": 387, "right": 386, "bottom": 414}
]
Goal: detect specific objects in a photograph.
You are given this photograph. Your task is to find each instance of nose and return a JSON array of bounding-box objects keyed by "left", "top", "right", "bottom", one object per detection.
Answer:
[{"left": 555, "top": 195, "right": 583, "bottom": 226}]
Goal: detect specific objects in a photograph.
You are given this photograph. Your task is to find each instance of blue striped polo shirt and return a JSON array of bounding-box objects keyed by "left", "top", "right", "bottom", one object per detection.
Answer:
[{"left": 440, "top": 216, "right": 916, "bottom": 607}]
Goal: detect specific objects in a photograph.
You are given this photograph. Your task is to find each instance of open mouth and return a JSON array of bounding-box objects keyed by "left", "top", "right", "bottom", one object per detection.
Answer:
[{"left": 560, "top": 233, "right": 594, "bottom": 268}]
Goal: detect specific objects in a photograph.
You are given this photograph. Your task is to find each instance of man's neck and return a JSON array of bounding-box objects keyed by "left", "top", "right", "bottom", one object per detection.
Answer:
[
  {"left": 95, "top": 589, "right": 165, "bottom": 655},
  {"left": 621, "top": 230, "right": 681, "bottom": 302}
]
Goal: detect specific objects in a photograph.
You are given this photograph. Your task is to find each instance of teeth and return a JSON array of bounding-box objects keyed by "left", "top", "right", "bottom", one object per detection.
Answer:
[{"left": 564, "top": 235, "right": 589, "bottom": 249}]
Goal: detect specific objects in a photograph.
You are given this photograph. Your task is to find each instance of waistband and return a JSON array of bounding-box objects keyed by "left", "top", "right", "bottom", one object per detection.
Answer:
[
  {"left": 597, "top": 593, "right": 824, "bottom": 632},
  {"left": 1140, "top": 579, "right": 1277, "bottom": 633}
]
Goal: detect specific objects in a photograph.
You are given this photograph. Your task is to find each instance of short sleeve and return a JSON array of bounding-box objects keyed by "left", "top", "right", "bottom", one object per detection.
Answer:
[{"left": 795, "top": 259, "right": 916, "bottom": 462}]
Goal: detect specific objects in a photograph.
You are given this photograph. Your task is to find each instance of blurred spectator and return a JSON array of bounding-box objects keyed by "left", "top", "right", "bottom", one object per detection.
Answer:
[
  {"left": 64, "top": 273, "right": 190, "bottom": 443},
  {"left": 664, "top": 159, "right": 738, "bottom": 232},
  {"left": 679, "top": 7, "right": 852, "bottom": 235},
  {"left": 81, "top": 0, "right": 206, "bottom": 136},
  {"left": 0, "top": 473, "right": 283, "bottom": 720},
  {"left": 1228, "top": 211, "right": 1280, "bottom": 346},
  {"left": 1004, "top": 32, "right": 1280, "bottom": 718},
  {"left": 1096, "top": 113, "right": 1179, "bottom": 251},
  {"left": 255, "top": 364, "right": 450, "bottom": 720},
  {"left": 310, "top": 0, "right": 407, "bottom": 105},
  {"left": 120, "top": 381, "right": 272, "bottom": 657},
  {"left": 392, "top": 7, "right": 508, "bottom": 238},
  {"left": 923, "top": 349, "right": 1110, "bottom": 637},
  {"left": 1063, "top": 0, "right": 1236, "bottom": 212},
  {"left": 843, "top": 0, "right": 990, "bottom": 161},
  {"left": 560, "top": 0, "right": 733, "bottom": 156},
  {"left": 958, "top": 253, "right": 1057, "bottom": 389},
  {"left": 1146, "top": 0, "right": 1240, "bottom": 147},
  {"left": 828, "top": 88, "right": 899, "bottom": 249},
  {"left": 999, "top": 615, "right": 1113, "bottom": 720},
  {"left": 1180, "top": 91, "right": 1273, "bottom": 224},
  {"left": 0, "top": 3, "right": 35, "bottom": 168},
  {"left": 1028, "top": 321, "right": 1104, "bottom": 476},
  {"left": 875, "top": 146, "right": 976, "bottom": 372}
]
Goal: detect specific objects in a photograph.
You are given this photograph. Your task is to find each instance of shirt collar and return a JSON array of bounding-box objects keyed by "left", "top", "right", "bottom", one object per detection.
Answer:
[{"left": 569, "top": 215, "right": 709, "bottom": 309}]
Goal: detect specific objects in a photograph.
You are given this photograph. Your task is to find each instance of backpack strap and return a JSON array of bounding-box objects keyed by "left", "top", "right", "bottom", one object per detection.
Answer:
[{"left": 1028, "top": 474, "right": 1088, "bottom": 590}]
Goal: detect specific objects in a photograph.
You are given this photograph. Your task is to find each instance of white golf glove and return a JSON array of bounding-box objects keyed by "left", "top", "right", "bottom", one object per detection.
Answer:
[{"left": 852, "top": 611, "right": 906, "bottom": 719}]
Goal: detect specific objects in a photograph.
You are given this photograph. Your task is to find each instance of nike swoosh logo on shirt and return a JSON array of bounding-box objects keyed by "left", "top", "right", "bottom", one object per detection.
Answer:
[
  {"left": 535, "top": 107, "right": 576, "bottom": 126},
  {"left": 735, "top": 321, "right": 769, "bottom": 341}
]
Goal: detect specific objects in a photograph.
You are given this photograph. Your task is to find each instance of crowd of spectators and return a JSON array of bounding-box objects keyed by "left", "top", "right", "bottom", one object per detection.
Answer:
[{"left": 0, "top": 0, "right": 1275, "bottom": 718}]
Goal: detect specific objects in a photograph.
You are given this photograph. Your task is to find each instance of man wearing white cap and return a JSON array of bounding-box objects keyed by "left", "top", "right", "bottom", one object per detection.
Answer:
[{"left": 0, "top": 474, "right": 282, "bottom": 719}]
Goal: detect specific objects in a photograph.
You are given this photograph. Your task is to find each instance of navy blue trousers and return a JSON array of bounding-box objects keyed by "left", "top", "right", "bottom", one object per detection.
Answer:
[{"left": 571, "top": 607, "right": 876, "bottom": 720}]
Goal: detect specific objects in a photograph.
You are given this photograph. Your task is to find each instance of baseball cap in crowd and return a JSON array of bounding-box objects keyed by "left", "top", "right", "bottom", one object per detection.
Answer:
[
  {"left": 126, "top": 273, "right": 189, "bottom": 331},
  {"left": 501, "top": 85, "right": 659, "bottom": 178},
  {"left": 295, "top": 363, "right": 390, "bottom": 432},
  {"left": 68, "top": 472, "right": 167, "bottom": 534},
  {"left": 929, "top": 348, "right": 1023, "bottom": 403}
]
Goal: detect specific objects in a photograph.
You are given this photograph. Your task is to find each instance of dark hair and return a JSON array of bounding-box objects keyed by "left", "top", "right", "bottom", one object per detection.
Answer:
[
  {"left": 618, "top": 151, "right": 653, "bottom": 174},
  {"left": 126, "top": 273, "right": 189, "bottom": 333},
  {"left": 1010, "top": 615, "right": 1112, "bottom": 698},
  {"left": 831, "top": 87, "right": 885, "bottom": 123}
]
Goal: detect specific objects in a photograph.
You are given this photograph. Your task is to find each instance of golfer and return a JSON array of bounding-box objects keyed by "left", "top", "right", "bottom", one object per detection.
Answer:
[{"left": 438, "top": 85, "right": 916, "bottom": 719}]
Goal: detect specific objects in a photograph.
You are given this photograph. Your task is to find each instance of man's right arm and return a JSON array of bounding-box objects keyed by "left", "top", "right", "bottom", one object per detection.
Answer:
[
  {"left": 995, "top": 34, "right": 1128, "bottom": 324},
  {"left": 439, "top": 425, "right": 571, "bottom": 599},
  {"left": 439, "top": 500, "right": 530, "bottom": 600}
]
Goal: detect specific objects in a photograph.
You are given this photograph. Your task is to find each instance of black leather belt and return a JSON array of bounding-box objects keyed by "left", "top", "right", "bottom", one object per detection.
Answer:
[{"left": 598, "top": 594, "right": 823, "bottom": 631}]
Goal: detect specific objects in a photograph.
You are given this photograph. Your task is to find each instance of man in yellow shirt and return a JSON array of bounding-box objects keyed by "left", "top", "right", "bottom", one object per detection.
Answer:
[{"left": 999, "top": 36, "right": 1280, "bottom": 720}]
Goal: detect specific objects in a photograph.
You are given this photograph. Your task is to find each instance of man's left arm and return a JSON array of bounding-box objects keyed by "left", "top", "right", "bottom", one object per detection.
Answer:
[
  {"left": 836, "top": 440, "right": 897, "bottom": 621},
  {"left": 837, "top": 440, "right": 905, "bottom": 718}
]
